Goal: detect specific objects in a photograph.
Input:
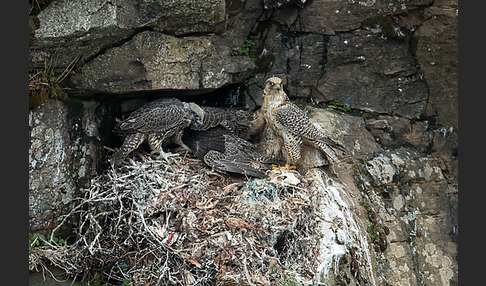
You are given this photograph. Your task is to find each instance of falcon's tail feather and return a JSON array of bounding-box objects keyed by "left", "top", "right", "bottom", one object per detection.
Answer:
[
  {"left": 315, "top": 135, "right": 346, "bottom": 153},
  {"left": 112, "top": 132, "right": 145, "bottom": 163},
  {"left": 313, "top": 140, "right": 342, "bottom": 165}
]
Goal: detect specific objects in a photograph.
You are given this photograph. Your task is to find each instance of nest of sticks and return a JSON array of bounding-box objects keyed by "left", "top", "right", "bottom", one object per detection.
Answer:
[{"left": 29, "top": 151, "right": 333, "bottom": 285}]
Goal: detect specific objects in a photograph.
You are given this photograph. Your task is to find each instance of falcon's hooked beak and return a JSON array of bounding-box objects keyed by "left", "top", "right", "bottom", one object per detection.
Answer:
[
  {"left": 184, "top": 102, "right": 205, "bottom": 126},
  {"left": 264, "top": 77, "right": 283, "bottom": 93}
]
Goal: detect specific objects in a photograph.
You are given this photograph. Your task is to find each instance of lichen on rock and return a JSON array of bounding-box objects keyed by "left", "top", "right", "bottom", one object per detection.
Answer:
[{"left": 29, "top": 99, "right": 103, "bottom": 236}]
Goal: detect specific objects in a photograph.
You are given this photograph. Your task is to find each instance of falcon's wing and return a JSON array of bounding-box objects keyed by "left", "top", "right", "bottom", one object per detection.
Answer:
[
  {"left": 116, "top": 99, "right": 187, "bottom": 134},
  {"left": 274, "top": 102, "right": 345, "bottom": 152},
  {"left": 184, "top": 128, "right": 227, "bottom": 160},
  {"left": 222, "top": 134, "right": 273, "bottom": 163},
  {"left": 274, "top": 102, "right": 313, "bottom": 133},
  {"left": 185, "top": 127, "right": 271, "bottom": 178},
  {"left": 190, "top": 107, "right": 251, "bottom": 135},
  {"left": 191, "top": 107, "right": 226, "bottom": 131},
  {"left": 204, "top": 150, "right": 268, "bottom": 178}
]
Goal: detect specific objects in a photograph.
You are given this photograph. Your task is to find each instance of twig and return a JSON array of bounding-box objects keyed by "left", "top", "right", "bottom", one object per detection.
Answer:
[{"left": 56, "top": 55, "right": 80, "bottom": 83}]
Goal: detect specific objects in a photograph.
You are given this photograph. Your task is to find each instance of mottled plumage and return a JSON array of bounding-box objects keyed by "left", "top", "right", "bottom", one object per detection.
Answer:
[
  {"left": 261, "top": 76, "right": 345, "bottom": 165},
  {"left": 184, "top": 127, "right": 273, "bottom": 178},
  {"left": 190, "top": 106, "right": 252, "bottom": 135},
  {"left": 239, "top": 108, "right": 267, "bottom": 141},
  {"left": 113, "top": 97, "right": 204, "bottom": 163}
]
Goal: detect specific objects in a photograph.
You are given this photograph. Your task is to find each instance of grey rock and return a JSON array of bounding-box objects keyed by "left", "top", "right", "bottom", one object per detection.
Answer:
[
  {"left": 247, "top": 20, "right": 428, "bottom": 120},
  {"left": 298, "top": 0, "right": 433, "bottom": 35},
  {"left": 429, "top": 127, "right": 458, "bottom": 184},
  {"left": 30, "top": 0, "right": 227, "bottom": 73},
  {"left": 147, "top": 0, "right": 227, "bottom": 35},
  {"left": 364, "top": 148, "right": 444, "bottom": 187},
  {"left": 29, "top": 99, "right": 102, "bottom": 236},
  {"left": 413, "top": 2, "right": 458, "bottom": 186},
  {"left": 69, "top": 31, "right": 255, "bottom": 93},
  {"left": 415, "top": 6, "right": 458, "bottom": 129},
  {"left": 316, "top": 29, "right": 428, "bottom": 119},
  {"left": 31, "top": 0, "right": 139, "bottom": 71},
  {"left": 366, "top": 115, "right": 433, "bottom": 151},
  {"left": 263, "top": 0, "right": 307, "bottom": 10},
  {"left": 246, "top": 22, "right": 329, "bottom": 101},
  {"left": 28, "top": 0, "right": 458, "bottom": 283},
  {"left": 307, "top": 107, "right": 382, "bottom": 158},
  {"left": 358, "top": 148, "right": 457, "bottom": 285}
]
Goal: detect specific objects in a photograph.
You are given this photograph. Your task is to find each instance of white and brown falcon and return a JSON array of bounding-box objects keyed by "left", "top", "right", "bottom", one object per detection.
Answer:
[
  {"left": 261, "top": 76, "right": 346, "bottom": 167},
  {"left": 113, "top": 97, "right": 204, "bottom": 163}
]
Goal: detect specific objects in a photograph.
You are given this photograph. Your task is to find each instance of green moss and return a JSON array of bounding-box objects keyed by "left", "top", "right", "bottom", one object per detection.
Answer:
[
  {"left": 327, "top": 100, "right": 351, "bottom": 113},
  {"left": 367, "top": 221, "right": 377, "bottom": 242},
  {"left": 362, "top": 16, "right": 407, "bottom": 40},
  {"left": 360, "top": 198, "right": 388, "bottom": 252},
  {"left": 276, "top": 276, "right": 302, "bottom": 286},
  {"left": 273, "top": 270, "right": 302, "bottom": 286},
  {"left": 268, "top": 261, "right": 303, "bottom": 286},
  {"left": 359, "top": 199, "right": 371, "bottom": 212}
]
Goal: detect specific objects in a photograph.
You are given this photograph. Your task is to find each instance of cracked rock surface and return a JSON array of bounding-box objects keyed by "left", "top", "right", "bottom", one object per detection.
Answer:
[{"left": 29, "top": 0, "right": 457, "bottom": 284}]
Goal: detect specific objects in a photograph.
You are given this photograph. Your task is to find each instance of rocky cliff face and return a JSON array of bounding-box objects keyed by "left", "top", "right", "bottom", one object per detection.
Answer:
[{"left": 29, "top": 0, "right": 457, "bottom": 285}]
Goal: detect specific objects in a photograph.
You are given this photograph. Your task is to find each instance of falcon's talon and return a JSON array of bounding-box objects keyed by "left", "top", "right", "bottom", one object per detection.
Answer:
[
  {"left": 157, "top": 153, "right": 179, "bottom": 162},
  {"left": 284, "top": 164, "right": 296, "bottom": 170},
  {"left": 151, "top": 150, "right": 179, "bottom": 162},
  {"left": 270, "top": 163, "right": 295, "bottom": 170}
]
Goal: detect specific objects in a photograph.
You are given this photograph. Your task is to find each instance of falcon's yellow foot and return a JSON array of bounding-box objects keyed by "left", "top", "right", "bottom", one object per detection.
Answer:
[
  {"left": 284, "top": 164, "right": 296, "bottom": 170},
  {"left": 271, "top": 164, "right": 296, "bottom": 170}
]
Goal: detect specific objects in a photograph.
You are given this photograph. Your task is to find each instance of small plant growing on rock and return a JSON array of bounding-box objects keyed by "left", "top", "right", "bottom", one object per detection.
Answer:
[
  {"left": 233, "top": 38, "right": 256, "bottom": 56},
  {"left": 29, "top": 233, "right": 65, "bottom": 250},
  {"left": 29, "top": 68, "right": 67, "bottom": 102},
  {"left": 29, "top": 56, "right": 78, "bottom": 108}
]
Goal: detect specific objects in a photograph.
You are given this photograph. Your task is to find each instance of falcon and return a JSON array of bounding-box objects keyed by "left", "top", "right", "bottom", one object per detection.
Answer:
[
  {"left": 184, "top": 127, "right": 273, "bottom": 178},
  {"left": 190, "top": 106, "right": 252, "bottom": 136},
  {"left": 112, "top": 97, "right": 204, "bottom": 163},
  {"left": 261, "top": 76, "right": 346, "bottom": 167}
]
